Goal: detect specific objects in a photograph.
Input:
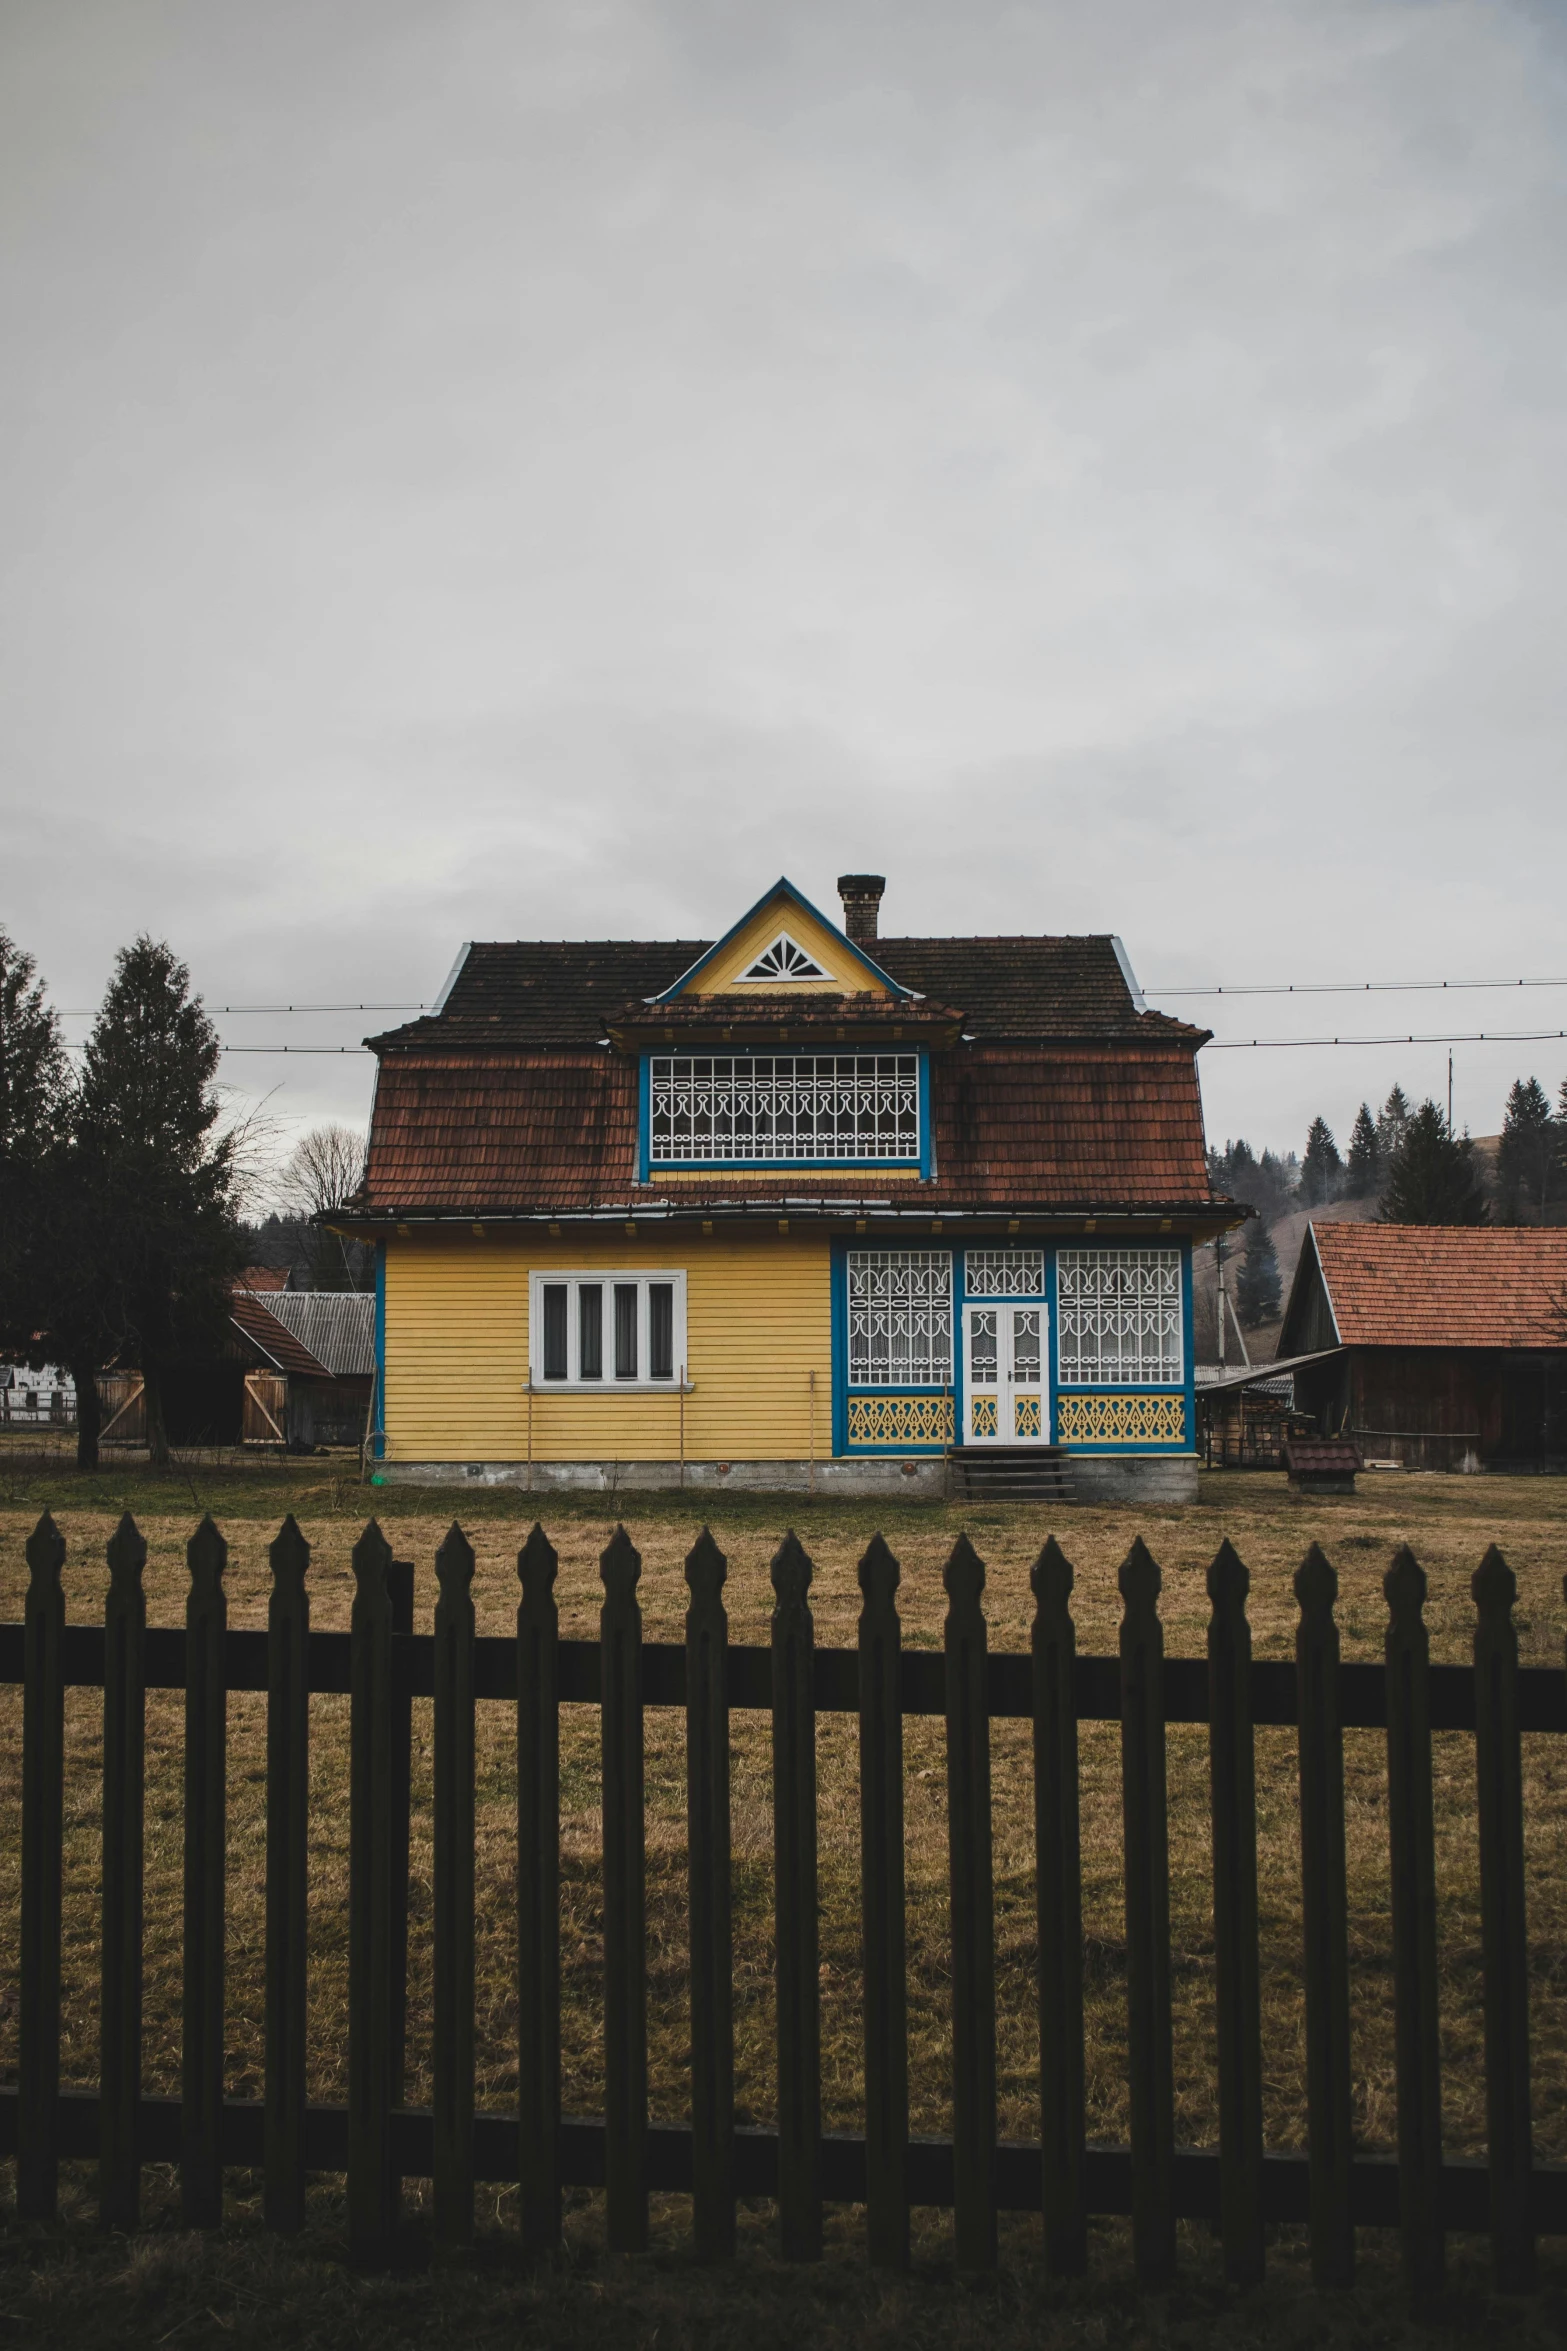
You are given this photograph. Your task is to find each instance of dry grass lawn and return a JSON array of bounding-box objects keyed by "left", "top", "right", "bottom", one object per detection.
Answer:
[{"left": 1, "top": 1453, "right": 1564, "bottom": 2342}]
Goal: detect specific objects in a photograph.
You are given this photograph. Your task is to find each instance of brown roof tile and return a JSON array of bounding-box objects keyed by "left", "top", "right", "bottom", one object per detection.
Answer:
[
  {"left": 230, "top": 1292, "right": 332, "bottom": 1376},
  {"left": 1305, "top": 1223, "right": 1567, "bottom": 1350}
]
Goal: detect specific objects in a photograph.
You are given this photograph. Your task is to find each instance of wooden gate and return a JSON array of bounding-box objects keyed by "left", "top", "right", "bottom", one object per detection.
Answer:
[
  {"left": 242, "top": 1373, "right": 288, "bottom": 1445},
  {"left": 95, "top": 1373, "right": 145, "bottom": 1446}
]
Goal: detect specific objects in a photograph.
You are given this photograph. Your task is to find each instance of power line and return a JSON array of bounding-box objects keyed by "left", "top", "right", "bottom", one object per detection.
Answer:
[
  {"left": 63, "top": 1043, "right": 373, "bottom": 1056},
  {"left": 1206, "top": 1028, "right": 1567, "bottom": 1050},
  {"left": 58, "top": 1002, "right": 428, "bottom": 1016},
  {"left": 1148, "top": 976, "right": 1567, "bottom": 997},
  {"left": 50, "top": 975, "right": 1567, "bottom": 1018}
]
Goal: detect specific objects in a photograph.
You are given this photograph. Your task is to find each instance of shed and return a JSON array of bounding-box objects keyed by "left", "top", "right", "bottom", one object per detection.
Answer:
[
  {"left": 99, "top": 1290, "right": 376, "bottom": 1452},
  {"left": 1278, "top": 1224, "right": 1567, "bottom": 1471},
  {"left": 230, "top": 1289, "right": 375, "bottom": 1449}
]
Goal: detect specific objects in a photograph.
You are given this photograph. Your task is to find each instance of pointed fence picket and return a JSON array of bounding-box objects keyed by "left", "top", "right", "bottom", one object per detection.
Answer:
[{"left": 5, "top": 1510, "right": 1567, "bottom": 2306}]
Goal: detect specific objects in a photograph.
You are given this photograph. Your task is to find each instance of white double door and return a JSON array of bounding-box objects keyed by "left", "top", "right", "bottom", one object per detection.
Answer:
[{"left": 962, "top": 1301, "right": 1047, "bottom": 1445}]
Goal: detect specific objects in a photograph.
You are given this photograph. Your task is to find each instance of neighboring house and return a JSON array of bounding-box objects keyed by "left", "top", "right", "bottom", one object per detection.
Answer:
[
  {"left": 343, "top": 875, "right": 1234, "bottom": 1500},
  {"left": 0, "top": 1362, "right": 76, "bottom": 1427},
  {"left": 1279, "top": 1223, "right": 1567, "bottom": 1471},
  {"left": 97, "top": 1288, "right": 375, "bottom": 1451}
]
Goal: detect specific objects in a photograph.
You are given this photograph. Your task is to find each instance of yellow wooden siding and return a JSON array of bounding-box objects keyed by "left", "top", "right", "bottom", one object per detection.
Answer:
[{"left": 383, "top": 1230, "right": 832, "bottom": 1461}]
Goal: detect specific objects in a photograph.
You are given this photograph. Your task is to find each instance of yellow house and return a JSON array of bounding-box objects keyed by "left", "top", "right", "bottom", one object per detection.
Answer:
[{"left": 344, "top": 876, "right": 1235, "bottom": 1500}]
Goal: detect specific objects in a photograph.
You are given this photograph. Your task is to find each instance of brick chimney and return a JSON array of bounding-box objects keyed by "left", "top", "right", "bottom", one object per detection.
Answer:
[{"left": 837, "top": 873, "right": 886, "bottom": 947}]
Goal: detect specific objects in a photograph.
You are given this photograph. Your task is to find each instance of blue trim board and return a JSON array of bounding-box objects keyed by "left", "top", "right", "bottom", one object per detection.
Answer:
[
  {"left": 830, "top": 1241, "right": 847, "bottom": 1457},
  {"left": 373, "top": 1240, "right": 387, "bottom": 1461},
  {"left": 1182, "top": 1237, "right": 1196, "bottom": 1448},
  {"left": 649, "top": 876, "right": 913, "bottom": 1003},
  {"left": 638, "top": 1053, "right": 651, "bottom": 1175},
  {"left": 1045, "top": 1246, "right": 1060, "bottom": 1444}
]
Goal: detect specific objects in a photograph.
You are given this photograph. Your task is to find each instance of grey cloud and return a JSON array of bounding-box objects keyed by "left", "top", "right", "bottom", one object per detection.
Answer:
[{"left": 2, "top": 0, "right": 1564, "bottom": 1159}]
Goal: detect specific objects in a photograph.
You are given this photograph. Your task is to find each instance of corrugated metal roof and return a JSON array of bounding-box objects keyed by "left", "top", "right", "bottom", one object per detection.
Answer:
[{"left": 260, "top": 1289, "right": 376, "bottom": 1376}]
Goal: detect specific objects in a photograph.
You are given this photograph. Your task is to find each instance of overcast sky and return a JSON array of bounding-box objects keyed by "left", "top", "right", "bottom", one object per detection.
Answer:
[{"left": 3, "top": 0, "right": 1565, "bottom": 1181}]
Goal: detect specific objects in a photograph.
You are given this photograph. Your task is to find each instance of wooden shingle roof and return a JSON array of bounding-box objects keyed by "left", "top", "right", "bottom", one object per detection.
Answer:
[
  {"left": 369, "top": 935, "right": 1206, "bottom": 1051},
  {"left": 356, "top": 923, "right": 1222, "bottom": 1223},
  {"left": 359, "top": 1039, "right": 1217, "bottom": 1219}
]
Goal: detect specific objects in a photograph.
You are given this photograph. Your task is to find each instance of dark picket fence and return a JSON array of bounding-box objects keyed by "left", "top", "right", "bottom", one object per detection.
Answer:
[{"left": 4, "top": 1511, "right": 1566, "bottom": 2301}]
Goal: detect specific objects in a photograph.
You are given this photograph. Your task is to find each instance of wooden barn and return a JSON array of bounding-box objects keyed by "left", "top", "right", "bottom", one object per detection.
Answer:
[
  {"left": 96, "top": 1287, "right": 375, "bottom": 1452},
  {"left": 1279, "top": 1223, "right": 1567, "bottom": 1471}
]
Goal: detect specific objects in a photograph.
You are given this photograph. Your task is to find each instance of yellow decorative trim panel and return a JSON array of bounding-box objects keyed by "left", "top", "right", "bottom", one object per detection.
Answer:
[
  {"left": 1057, "top": 1392, "right": 1187, "bottom": 1446},
  {"left": 848, "top": 1394, "right": 954, "bottom": 1447},
  {"left": 970, "top": 1394, "right": 998, "bottom": 1439},
  {"left": 1015, "top": 1394, "right": 1042, "bottom": 1438}
]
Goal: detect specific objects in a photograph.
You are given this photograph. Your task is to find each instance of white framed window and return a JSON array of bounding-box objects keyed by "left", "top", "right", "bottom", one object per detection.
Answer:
[
  {"left": 1057, "top": 1248, "right": 1182, "bottom": 1386},
  {"left": 963, "top": 1248, "right": 1045, "bottom": 1297},
  {"left": 848, "top": 1249, "right": 953, "bottom": 1386},
  {"left": 649, "top": 1053, "right": 921, "bottom": 1165},
  {"left": 529, "top": 1270, "right": 687, "bottom": 1389}
]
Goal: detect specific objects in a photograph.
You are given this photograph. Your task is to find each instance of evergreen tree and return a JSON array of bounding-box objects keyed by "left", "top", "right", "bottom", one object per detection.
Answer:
[
  {"left": 1235, "top": 1220, "right": 1282, "bottom": 1328},
  {"left": 1345, "top": 1103, "right": 1380, "bottom": 1196},
  {"left": 1300, "top": 1116, "right": 1343, "bottom": 1207},
  {"left": 1376, "top": 1085, "right": 1411, "bottom": 1165},
  {"left": 0, "top": 929, "right": 71, "bottom": 1363},
  {"left": 1380, "top": 1100, "right": 1489, "bottom": 1226},
  {"left": 1495, "top": 1076, "right": 1555, "bottom": 1224},
  {"left": 74, "top": 939, "right": 243, "bottom": 1465}
]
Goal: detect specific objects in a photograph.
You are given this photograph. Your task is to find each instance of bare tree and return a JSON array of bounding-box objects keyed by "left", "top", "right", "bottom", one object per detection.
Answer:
[{"left": 277, "top": 1123, "right": 367, "bottom": 1218}]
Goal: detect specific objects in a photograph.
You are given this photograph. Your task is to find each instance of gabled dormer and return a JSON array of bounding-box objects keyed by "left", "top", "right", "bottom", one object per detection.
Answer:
[
  {"left": 650, "top": 877, "right": 911, "bottom": 1002},
  {"left": 604, "top": 878, "right": 948, "bottom": 1177}
]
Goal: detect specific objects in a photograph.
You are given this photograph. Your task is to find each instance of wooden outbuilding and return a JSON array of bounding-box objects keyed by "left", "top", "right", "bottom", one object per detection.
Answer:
[
  {"left": 96, "top": 1288, "right": 375, "bottom": 1452},
  {"left": 1279, "top": 1223, "right": 1567, "bottom": 1471}
]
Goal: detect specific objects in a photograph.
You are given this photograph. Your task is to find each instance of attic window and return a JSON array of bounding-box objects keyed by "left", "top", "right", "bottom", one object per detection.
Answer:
[{"left": 736, "top": 932, "right": 828, "bottom": 983}]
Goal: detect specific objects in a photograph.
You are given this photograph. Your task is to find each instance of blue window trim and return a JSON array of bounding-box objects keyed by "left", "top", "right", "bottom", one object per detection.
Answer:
[
  {"left": 373, "top": 1239, "right": 387, "bottom": 1461},
  {"left": 1045, "top": 1246, "right": 1060, "bottom": 1444},
  {"left": 640, "top": 1051, "right": 931, "bottom": 1181},
  {"left": 832, "top": 1237, "right": 956, "bottom": 1454},
  {"left": 1047, "top": 1237, "right": 1196, "bottom": 1453},
  {"left": 830, "top": 1237, "right": 1195, "bottom": 1456}
]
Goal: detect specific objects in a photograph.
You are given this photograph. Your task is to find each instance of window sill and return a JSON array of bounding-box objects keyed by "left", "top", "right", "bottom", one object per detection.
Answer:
[{"left": 525, "top": 1381, "right": 696, "bottom": 1395}]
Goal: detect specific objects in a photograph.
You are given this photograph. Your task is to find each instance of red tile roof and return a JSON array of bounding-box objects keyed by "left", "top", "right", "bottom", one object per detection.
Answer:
[
  {"left": 359, "top": 1040, "right": 1216, "bottom": 1218},
  {"left": 1305, "top": 1223, "right": 1567, "bottom": 1350},
  {"left": 230, "top": 1292, "right": 332, "bottom": 1377}
]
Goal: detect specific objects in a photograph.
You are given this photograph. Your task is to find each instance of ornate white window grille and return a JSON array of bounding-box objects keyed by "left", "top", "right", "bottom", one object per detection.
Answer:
[
  {"left": 736, "top": 932, "right": 828, "bottom": 983},
  {"left": 1056, "top": 1248, "right": 1182, "bottom": 1386},
  {"left": 848, "top": 1249, "right": 953, "bottom": 1386},
  {"left": 963, "top": 1248, "right": 1045, "bottom": 1297},
  {"left": 648, "top": 1054, "right": 920, "bottom": 1165}
]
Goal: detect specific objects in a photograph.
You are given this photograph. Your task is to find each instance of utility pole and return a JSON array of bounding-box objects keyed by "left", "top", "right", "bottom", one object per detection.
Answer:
[
  {"left": 1447, "top": 1050, "right": 1454, "bottom": 1133},
  {"left": 1215, "top": 1234, "right": 1226, "bottom": 1368}
]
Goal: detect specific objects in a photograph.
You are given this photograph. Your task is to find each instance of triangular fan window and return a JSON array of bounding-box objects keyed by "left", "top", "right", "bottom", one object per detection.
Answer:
[{"left": 738, "top": 932, "right": 828, "bottom": 983}]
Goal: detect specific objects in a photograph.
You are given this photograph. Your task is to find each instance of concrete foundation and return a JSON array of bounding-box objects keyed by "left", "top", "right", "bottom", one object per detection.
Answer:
[
  {"left": 376, "top": 1451, "right": 1200, "bottom": 1503},
  {"left": 377, "top": 1455, "right": 951, "bottom": 1498},
  {"left": 1061, "top": 1453, "right": 1199, "bottom": 1506}
]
